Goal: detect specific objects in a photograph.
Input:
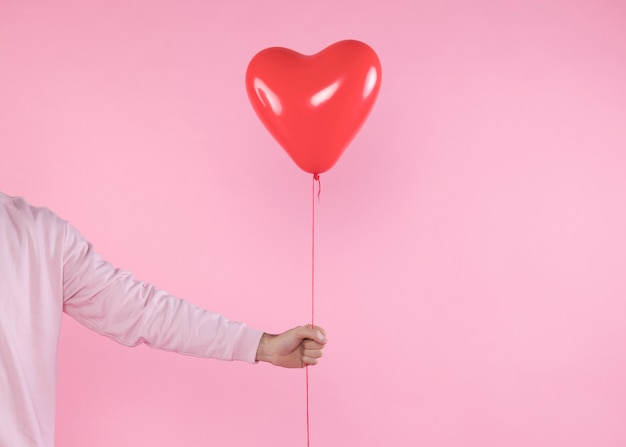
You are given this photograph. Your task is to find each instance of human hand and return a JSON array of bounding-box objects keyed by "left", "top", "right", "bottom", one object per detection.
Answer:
[{"left": 255, "top": 325, "right": 327, "bottom": 368}]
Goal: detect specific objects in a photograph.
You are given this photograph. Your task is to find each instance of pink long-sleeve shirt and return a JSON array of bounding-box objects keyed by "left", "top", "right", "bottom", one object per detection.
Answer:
[{"left": 0, "top": 192, "right": 264, "bottom": 446}]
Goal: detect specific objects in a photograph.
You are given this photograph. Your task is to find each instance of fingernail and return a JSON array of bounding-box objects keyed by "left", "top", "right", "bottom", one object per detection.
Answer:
[{"left": 317, "top": 331, "right": 326, "bottom": 342}]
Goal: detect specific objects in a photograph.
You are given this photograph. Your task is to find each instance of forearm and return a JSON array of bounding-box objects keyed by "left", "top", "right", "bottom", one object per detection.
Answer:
[{"left": 62, "top": 222, "right": 263, "bottom": 362}]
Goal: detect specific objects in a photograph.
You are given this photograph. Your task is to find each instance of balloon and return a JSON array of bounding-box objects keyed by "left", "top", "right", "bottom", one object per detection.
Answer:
[{"left": 245, "top": 40, "right": 382, "bottom": 174}]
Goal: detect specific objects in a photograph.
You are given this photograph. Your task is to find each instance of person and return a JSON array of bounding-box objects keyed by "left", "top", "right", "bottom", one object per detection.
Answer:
[{"left": 0, "top": 191, "right": 327, "bottom": 446}]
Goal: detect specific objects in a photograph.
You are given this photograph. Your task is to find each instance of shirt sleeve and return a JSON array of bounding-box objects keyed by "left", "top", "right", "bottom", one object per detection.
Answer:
[{"left": 61, "top": 221, "right": 263, "bottom": 363}]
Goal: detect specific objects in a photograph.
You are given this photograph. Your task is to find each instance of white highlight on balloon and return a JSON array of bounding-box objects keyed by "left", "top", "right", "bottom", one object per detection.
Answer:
[
  {"left": 311, "top": 81, "right": 340, "bottom": 107},
  {"left": 363, "top": 66, "right": 378, "bottom": 98},
  {"left": 254, "top": 78, "right": 282, "bottom": 116}
]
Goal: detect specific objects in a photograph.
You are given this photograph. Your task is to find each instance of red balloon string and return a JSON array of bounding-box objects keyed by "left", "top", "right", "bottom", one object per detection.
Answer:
[
  {"left": 306, "top": 364, "right": 310, "bottom": 447},
  {"left": 306, "top": 173, "right": 320, "bottom": 447},
  {"left": 312, "top": 173, "right": 320, "bottom": 328}
]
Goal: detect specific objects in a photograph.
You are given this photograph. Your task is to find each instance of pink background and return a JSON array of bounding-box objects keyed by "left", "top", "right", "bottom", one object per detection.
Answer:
[{"left": 2, "top": 0, "right": 626, "bottom": 445}]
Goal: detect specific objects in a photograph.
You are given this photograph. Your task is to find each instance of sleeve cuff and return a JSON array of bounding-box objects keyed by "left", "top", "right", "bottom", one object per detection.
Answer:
[{"left": 231, "top": 326, "right": 265, "bottom": 364}]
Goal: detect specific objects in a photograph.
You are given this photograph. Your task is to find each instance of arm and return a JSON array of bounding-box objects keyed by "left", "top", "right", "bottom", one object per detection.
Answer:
[{"left": 61, "top": 221, "right": 263, "bottom": 363}]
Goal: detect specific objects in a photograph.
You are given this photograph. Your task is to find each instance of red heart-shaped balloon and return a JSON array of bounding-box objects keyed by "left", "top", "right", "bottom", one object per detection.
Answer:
[{"left": 246, "top": 40, "right": 382, "bottom": 174}]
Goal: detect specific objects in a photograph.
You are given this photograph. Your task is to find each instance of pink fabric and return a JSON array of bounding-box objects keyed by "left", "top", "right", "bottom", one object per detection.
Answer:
[{"left": 0, "top": 192, "right": 263, "bottom": 446}]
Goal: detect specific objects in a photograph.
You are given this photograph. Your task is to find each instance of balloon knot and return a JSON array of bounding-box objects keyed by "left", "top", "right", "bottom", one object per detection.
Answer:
[{"left": 313, "top": 174, "right": 321, "bottom": 199}]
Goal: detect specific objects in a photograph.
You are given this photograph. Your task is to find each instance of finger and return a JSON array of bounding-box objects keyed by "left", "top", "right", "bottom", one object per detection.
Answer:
[
  {"left": 303, "top": 349, "right": 323, "bottom": 359},
  {"left": 302, "top": 339, "right": 325, "bottom": 350},
  {"left": 302, "top": 355, "right": 320, "bottom": 366}
]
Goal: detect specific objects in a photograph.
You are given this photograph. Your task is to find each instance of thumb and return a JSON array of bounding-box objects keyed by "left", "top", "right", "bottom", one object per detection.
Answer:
[{"left": 296, "top": 325, "right": 327, "bottom": 344}]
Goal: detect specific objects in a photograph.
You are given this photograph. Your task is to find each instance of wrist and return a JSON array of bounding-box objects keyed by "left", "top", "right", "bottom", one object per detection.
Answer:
[{"left": 255, "top": 333, "right": 276, "bottom": 364}]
